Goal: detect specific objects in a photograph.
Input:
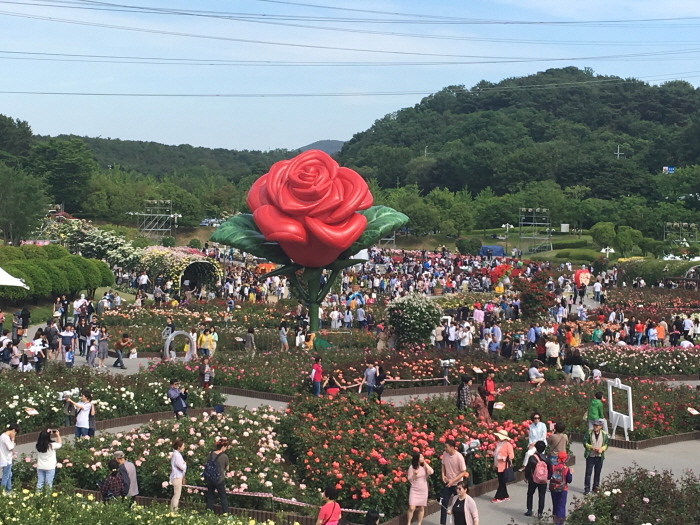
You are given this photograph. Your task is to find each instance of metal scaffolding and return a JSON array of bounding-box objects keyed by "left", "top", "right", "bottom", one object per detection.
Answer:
[
  {"left": 129, "top": 200, "right": 174, "bottom": 240},
  {"left": 664, "top": 222, "right": 699, "bottom": 246},
  {"left": 519, "top": 207, "right": 552, "bottom": 254}
]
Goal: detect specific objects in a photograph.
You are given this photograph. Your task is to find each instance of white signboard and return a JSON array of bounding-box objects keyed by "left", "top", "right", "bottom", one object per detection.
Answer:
[{"left": 607, "top": 378, "right": 634, "bottom": 441}]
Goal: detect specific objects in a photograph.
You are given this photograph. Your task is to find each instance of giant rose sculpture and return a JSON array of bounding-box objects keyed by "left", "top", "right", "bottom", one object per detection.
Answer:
[{"left": 211, "top": 150, "right": 408, "bottom": 331}]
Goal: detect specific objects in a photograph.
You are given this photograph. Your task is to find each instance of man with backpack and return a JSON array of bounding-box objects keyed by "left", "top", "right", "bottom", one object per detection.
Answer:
[
  {"left": 203, "top": 437, "right": 230, "bottom": 514},
  {"left": 523, "top": 441, "right": 551, "bottom": 518},
  {"left": 549, "top": 451, "right": 574, "bottom": 525}
]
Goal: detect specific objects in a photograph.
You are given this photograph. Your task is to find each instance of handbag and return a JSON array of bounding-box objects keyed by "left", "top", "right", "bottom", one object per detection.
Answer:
[{"left": 503, "top": 458, "right": 516, "bottom": 484}]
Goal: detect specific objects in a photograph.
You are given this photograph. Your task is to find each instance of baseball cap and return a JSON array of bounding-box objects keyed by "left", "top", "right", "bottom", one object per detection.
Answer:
[{"left": 592, "top": 419, "right": 605, "bottom": 427}]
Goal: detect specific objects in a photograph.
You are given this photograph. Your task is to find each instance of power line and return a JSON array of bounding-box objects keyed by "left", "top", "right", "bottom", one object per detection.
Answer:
[{"left": 4, "top": 9, "right": 700, "bottom": 62}]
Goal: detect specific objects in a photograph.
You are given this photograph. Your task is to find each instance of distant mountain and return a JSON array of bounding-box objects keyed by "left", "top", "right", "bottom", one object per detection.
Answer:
[{"left": 298, "top": 140, "right": 345, "bottom": 155}]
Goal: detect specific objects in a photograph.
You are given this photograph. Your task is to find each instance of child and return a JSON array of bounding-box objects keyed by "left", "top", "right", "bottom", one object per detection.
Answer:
[
  {"left": 592, "top": 369, "right": 602, "bottom": 385},
  {"left": 19, "top": 354, "right": 33, "bottom": 372},
  {"left": 65, "top": 346, "right": 74, "bottom": 369},
  {"left": 87, "top": 340, "right": 98, "bottom": 368}
]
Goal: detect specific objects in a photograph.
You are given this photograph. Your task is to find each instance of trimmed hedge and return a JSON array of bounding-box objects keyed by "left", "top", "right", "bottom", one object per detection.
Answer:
[
  {"left": 52, "top": 258, "right": 86, "bottom": 293},
  {"left": 0, "top": 246, "right": 25, "bottom": 263},
  {"left": 554, "top": 249, "right": 600, "bottom": 262},
  {"left": 0, "top": 265, "right": 31, "bottom": 301},
  {"left": 4, "top": 261, "right": 52, "bottom": 299},
  {"left": 20, "top": 244, "right": 49, "bottom": 260},
  {"left": 91, "top": 259, "right": 115, "bottom": 287},
  {"left": 551, "top": 239, "right": 589, "bottom": 250},
  {"left": 456, "top": 237, "right": 483, "bottom": 255},
  {"left": 617, "top": 259, "right": 697, "bottom": 285},
  {"left": 34, "top": 260, "right": 71, "bottom": 296},
  {"left": 43, "top": 244, "right": 70, "bottom": 260},
  {"left": 68, "top": 255, "right": 102, "bottom": 291}
]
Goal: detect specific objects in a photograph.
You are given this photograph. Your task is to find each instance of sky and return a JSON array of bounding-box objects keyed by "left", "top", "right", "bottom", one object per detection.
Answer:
[{"left": 2, "top": 0, "right": 700, "bottom": 151}]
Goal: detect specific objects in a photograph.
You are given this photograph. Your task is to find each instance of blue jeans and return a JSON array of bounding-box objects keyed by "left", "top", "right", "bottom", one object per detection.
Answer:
[
  {"left": 1, "top": 463, "right": 12, "bottom": 492},
  {"left": 313, "top": 381, "right": 321, "bottom": 397},
  {"left": 75, "top": 426, "right": 90, "bottom": 439},
  {"left": 594, "top": 291, "right": 600, "bottom": 302},
  {"left": 635, "top": 333, "right": 643, "bottom": 346},
  {"left": 113, "top": 350, "right": 124, "bottom": 368},
  {"left": 37, "top": 468, "right": 56, "bottom": 490},
  {"left": 366, "top": 385, "right": 375, "bottom": 398}
]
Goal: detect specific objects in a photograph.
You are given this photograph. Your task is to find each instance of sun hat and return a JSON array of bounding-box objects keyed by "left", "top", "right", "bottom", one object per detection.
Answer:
[{"left": 494, "top": 429, "right": 510, "bottom": 441}]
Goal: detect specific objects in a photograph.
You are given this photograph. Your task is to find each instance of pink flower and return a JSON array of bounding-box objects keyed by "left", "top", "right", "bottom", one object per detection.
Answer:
[
  {"left": 162, "top": 481, "right": 169, "bottom": 488},
  {"left": 135, "top": 460, "right": 142, "bottom": 467}
]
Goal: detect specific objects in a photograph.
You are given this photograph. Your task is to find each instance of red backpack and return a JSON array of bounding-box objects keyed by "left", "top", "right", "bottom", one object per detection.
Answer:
[
  {"left": 532, "top": 455, "right": 549, "bottom": 484},
  {"left": 549, "top": 463, "right": 568, "bottom": 492}
]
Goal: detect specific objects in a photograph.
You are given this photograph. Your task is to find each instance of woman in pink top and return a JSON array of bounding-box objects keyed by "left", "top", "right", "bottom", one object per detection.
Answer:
[
  {"left": 406, "top": 452, "right": 434, "bottom": 525},
  {"left": 492, "top": 429, "right": 514, "bottom": 503},
  {"left": 316, "top": 485, "right": 341, "bottom": 525}
]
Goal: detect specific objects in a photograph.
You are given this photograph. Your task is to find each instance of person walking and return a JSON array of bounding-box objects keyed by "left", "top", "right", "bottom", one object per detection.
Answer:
[
  {"left": 244, "top": 327, "right": 256, "bottom": 356},
  {"left": 114, "top": 450, "right": 139, "bottom": 506},
  {"left": 101, "top": 459, "right": 127, "bottom": 502},
  {"left": 406, "top": 451, "right": 433, "bottom": 525},
  {"left": 583, "top": 419, "right": 609, "bottom": 495},
  {"left": 36, "top": 429, "right": 62, "bottom": 490},
  {"left": 359, "top": 360, "right": 377, "bottom": 399},
  {"left": 0, "top": 423, "right": 18, "bottom": 492},
  {"left": 549, "top": 451, "right": 574, "bottom": 525},
  {"left": 439, "top": 439, "right": 468, "bottom": 525},
  {"left": 447, "top": 481, "right": 480, "bottom": 525},
  {"left": 197, "top": 328, "right": 213, "bottom": 359},
  {"left": 524, "top": 441, "right": 551, "bottom": 518},
  {"left": 587, "top": 391, "right": 609, "bottom": 433},
  {"left": 316, "top": 486, "right": 341, "bottom": 525},
  {"left": 483, "top": 369, "right": 496, "bottom": 417},
  {"left": 97, "top": 326, "right": 110, "bottom": 368},
  {"left": 375, "top": 365, "right": 387, "bottom": 402},
  {"left": 471, "top": 386, "right": 491, "bottom": 423},
  {"left": 170, "top": 438, "right": 187, "bottom": 512},
  {"left": 456, "top": 375, "right": 473, "bottom": 411},
  {"left": 204, "top": 438, "right": 230, "bottom": 514},
  {"left": 492, "top": 429, "right": 514, "bottom": 503},
  {"left": 168, "top": 380, "right": 188, "bottom": 418}
]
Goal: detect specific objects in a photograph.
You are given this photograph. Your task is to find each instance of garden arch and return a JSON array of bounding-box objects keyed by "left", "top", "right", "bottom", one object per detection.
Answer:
[
  {"left": 179, "top": 260, "right": 221, "bottom": 294},
  {"left": 163, "top": 330, "right": 197, "bottom": 360},
  {"left": 684, "top": 265, "right": 700, "bottom": 278}
]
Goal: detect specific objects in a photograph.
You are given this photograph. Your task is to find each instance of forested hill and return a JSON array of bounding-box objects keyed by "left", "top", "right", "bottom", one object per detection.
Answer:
[
  {"left": 337, "top": 67, "right": 700, "bottom": 199},
  {"left": 49, "top": 134, "right": 296, "bottom": 181}
]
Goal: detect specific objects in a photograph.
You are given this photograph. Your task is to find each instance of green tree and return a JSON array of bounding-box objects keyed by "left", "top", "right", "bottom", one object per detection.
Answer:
[
  {"left": 473, "top": 188, "right": 498, "bottom": 233},
  {"left": 589, "top": 222, "right": 617, "bottom": 248},
  {"left": 405, "top": 202, "right": 440, "bottom": 236},
  {"left": 440, "top": 219, "right": 458, "bottom": 237},
  {"left": 450, "top": 202, "right": 474, "bottom": 234},
  {"left": 0, "top": 162, "right": 51, "bottom": 245},
  {"left": 29, "top": 138, "right": 96, "bottom": 212},
  {"left": 613, "top": 227, "right": 642, "bottom": 257},
  {"left": 0, "top": 114, "right": 33, "bottom": 165}
]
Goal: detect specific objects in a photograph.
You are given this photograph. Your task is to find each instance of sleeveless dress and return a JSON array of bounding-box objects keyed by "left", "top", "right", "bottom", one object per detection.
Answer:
[{"left": 408, "top": 465, "right": 429, "bottom": 506}]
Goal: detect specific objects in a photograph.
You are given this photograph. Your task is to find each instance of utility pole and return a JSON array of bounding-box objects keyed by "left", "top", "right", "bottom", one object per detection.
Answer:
[
  {"left": 424, "top": 146, "right": 428, "bottom": 157},
  {"left": 614, "top": 145, "right": 624, "bottom": 159}
]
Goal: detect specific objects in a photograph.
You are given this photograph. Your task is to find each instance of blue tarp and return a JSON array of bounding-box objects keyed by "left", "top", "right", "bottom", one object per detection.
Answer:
[{"left": 479, "top": 245, "right": 505, "bottom": 257}]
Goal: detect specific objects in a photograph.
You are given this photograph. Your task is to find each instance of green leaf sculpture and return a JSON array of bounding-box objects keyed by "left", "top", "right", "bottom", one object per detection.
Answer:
[
  {"left": 341, "top": 206, "right": 409, "bottom": 258},
  {"left": 209, "top": 214, "right": 291, "bottom": 264}
]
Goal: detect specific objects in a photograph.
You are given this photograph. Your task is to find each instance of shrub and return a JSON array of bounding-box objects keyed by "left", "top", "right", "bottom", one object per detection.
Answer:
[
  {"left": 455, "top": 237, "right": 482, "bottom": 255},
  {"left": 5, "top": 260, "right": 52, "bottom": 300},
  {"left": 52, "top": 258, "right": 86, "bottom": 294},
  {"left": 35, "top": 260, "right": 70, "bottom": 296},
  {"left": 617, "top": 259, "right": 696, "bottom": 285},
  {"left": 0, "top": 245, "right": 26, "bottom": 263},
  {"left": 551, "top": 239, "right": 589, "bottom": 250},
  {"left": 161, "top": 236, "right": 176, "bottom": 247},
  {"left": 42, "top": 243, "right": 70, "bottom": 260},
  {"left": 69, "top": 255, "right": 101, "bottom": 292},
  {"left": 387, "top": 292, "right": 442, "bottom": 346},
  {"left": 0, "top": 265, "right": 32, "bottom": 301},
  {"left": 131, "top": 235, "right": 153, "bottom": 248},
  {"left": 20, "top": 244, "right": 49, "bottom": 260},
  {"left": 555, "top": 249, "right": 600, "bottom": 262},
  {"left": 91, "top": 259, "right": 115, "bottom": 287},
  {"left": 188, "top": 238, "right": 202, "bottom": 249}
]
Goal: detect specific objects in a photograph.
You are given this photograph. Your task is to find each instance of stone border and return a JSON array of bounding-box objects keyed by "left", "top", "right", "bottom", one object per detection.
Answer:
[
  {"left": 216, "top": 386, "right": 294, "bottom": 403},
  {"left": 16, "top": 407, "right": 213, "bottom": 446},
  {"left": 380, "top": 456, "right": 576, "bottom": 525},
  {"left": 569, "top": 430, "right": 700, "bottom": 450},
  {"left": 601, "top": 371, "right": 699, "bottom": 382}
]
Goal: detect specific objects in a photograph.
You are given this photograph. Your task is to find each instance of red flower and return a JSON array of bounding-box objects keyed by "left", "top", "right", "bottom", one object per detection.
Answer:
[{"left": 246, "top": 150, "right": 373, "bottom": 267}]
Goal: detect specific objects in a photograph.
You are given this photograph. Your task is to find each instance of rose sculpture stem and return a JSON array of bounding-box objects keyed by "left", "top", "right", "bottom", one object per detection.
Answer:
[{"left": 209, "top": 149, "right": 408, "bottom": 333}]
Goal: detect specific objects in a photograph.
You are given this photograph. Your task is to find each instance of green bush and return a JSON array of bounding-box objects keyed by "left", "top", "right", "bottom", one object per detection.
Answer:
[
  {"left": 617, "top": 259, "right": 697, "bottom": 285},
  {"left": 131, "top": 235, "right": 153, "bottom": 248},
  {"left": 5, "top": 261, "right": 52, "bottom": 299},
  {"left": 554, "top": 249, "right": 600, "bottom": 262},
  {"left": 0, "top": 246, "right": 26, "bottom": 263},
  {"left": 35, "top": 260, "right": 71, "bottom": 296},
  {"left": 52, "top": 258, "right": 86, "bottom": 294},
  {"left": 551, "top": 239, "right": 589, "bottom": 250},
  {"left": 91, "top": 259, "right": 115, "bottom": 287},
  {"left": 161, "top": 236, "right": 176, "bottom": 247},
  {"left": 188, "top": 238, "right": 202, "bottom": 249},
  {"left": 20, "top": 244, "right": 49, "bottom": 260},
  {"left": 69, "top": 255, "right": 101, "bottom": 292},
  {"left": 456, "top": 237, "right": 482, "bottom": 255},
  {"left": 0, "top": 265, "right": 32, "bottom": 301},
  {"left": 42, "top": 243, "right": 70, "bottom": 260}
]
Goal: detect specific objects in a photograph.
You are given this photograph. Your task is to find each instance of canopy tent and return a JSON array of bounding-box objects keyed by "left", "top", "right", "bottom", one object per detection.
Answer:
[
  {"left": 0, "top": 267, "right": 29, "bottom": 289},
  {"left": 478, "top": 245, "right": 506, "bottom": 258}
]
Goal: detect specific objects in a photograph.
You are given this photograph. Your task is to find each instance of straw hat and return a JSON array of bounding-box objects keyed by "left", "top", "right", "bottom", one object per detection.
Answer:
[{"left": 494, "top": 429, "right": 510, "bottom": 441}]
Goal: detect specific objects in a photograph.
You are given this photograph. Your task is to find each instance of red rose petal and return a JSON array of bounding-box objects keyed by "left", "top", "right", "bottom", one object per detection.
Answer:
[
  {"left": 306, "top": 213, "right": 367, "bottom": 251},
  {"left": 253, "top": 205, "right": 308, "bottom": 244},
  {"left": 326, "top": 168, "right": 373, "bottom": 223},
  {"left": 246, "top": 174, "right": 270, "bottom": 212}
]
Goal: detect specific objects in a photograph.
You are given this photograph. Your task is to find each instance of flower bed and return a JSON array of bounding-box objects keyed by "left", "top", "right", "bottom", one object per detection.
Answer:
[
  {"left": 0, "top": 491, "right": 281, "bottom": 524},
  {"left": 494, "top": 380, "right": 700, "bottom": 440},
  {"left": 0, "top": 367, "right": 222, "bottom": 433},
  {"left": 580, "top": 344, "right": 700, "bottom": 377},
  {"left": 15, "top": 407, "right": 306, "bottom": 509},
  {"left": 564, "top": 466, "right": 700, "bottom": 525},
  {"left": 279, "top": 395, "right": 530, "bottom": 518}
]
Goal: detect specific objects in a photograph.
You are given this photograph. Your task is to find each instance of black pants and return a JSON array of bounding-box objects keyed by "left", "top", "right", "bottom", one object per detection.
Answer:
[
  {"left": 487, "top": 401, "right": 495, "bottom": 417},
  {"left": 439, "top": 485, "right": 457, "bottom": 525},
  {"left": 584, "top": 456, "right": 603, "bottom": 493},
  {"left": 494, "top": 471, "right": 509, "bottom": 500},
  {"left": 526, "top": 480, "right": 547, "bottom": 514},
  {"left": 206, "top": 481, "right": 229, "bottom": 514}
]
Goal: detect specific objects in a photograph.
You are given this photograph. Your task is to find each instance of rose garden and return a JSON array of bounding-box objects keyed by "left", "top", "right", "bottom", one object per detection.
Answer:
[{"left": 0, "top": 151, "right": 699, "bottom": 525}]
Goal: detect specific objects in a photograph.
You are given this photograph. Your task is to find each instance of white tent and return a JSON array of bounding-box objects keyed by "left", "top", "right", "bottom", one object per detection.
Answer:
[{"left": 0, "top": 267, "right": 29, "bottom": 289}]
